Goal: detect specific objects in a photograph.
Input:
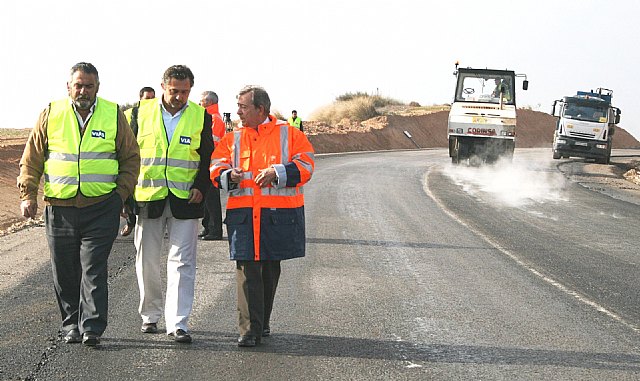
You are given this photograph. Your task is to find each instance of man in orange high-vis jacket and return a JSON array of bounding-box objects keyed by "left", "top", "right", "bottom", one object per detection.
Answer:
[
  {"left": 210, "top": 85, "right": 314, "bottom": 347},
  {"left": 199, "top": 90, "right": 225, "bottom": 240}
]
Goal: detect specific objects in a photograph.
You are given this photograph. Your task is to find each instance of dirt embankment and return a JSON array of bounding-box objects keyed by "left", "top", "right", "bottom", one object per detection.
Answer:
[
  {"left": 0, "top": 138, "right": 35, "bottom": 235},
  {"left": 306, "top": 109, "right": 640, "bottom": 154}
]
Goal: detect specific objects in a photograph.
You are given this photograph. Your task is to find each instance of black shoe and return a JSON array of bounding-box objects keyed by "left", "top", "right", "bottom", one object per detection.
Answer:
[
  {"left": 63, "top": 329, "right": 82, "bottom": 344},
  {"left": 141, "top": 322, "right": 158, "bottom": 333},
  {"left": 237, "top": 335, "right": 261, "bottom": 347},
  {"left": 198, "top": 230, "right": 209, "bottom": 238},
  {"left": 170, "top": 329, "right": 192, "bottom": 343},
  {"left": 82, "top": 331, "right": 100, "bottom": 347},
  {"left": 262, "top": 326, "right": 270, "bottom": 337},
  {"left": 200, "top": 234, "right": 223, "bottom": 241}
]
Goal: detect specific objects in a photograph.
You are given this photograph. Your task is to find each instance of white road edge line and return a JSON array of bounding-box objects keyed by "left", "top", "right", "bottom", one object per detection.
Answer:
[{"left": 424, "top": 168, "right": 640, "bottom": 334}]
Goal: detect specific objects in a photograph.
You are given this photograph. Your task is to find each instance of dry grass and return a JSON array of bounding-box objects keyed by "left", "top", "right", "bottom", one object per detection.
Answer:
[
  {"left": 272, "top": 110, "right": 286, "bottom": 121},
  {"left": 309, "top": 91, "right": 450, "bottom": 125},
  {"left": 310, "top": 96, "right": 379, "bottom": 124},
  {"left": 0, "top": 128, "right": 30, "bottom": 139}
]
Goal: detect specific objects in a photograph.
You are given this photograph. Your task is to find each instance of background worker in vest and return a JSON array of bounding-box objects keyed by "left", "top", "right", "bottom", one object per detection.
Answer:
[
  {"left": 123, "top": 86, "right": 156, "bottom": 122},
  {"left": 17, "top": 62, "right": 140, "bottom": 347},
  {"left": 198, "top": 90, "right": 225, "bottom": 240},
  {"left": 288, "top": 109, "right": 303, "bottom": 132},
  {"left": 211, "top": 86, "right": 315, "bottom": 347},
  {"left": 132, "top": 65, "right": 213, "bottom": 344},
  {"left": 121, "top": 86, "right": 155, "bottom": 237}
]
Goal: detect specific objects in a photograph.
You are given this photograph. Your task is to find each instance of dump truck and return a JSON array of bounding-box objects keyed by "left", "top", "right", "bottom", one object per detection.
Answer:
[
  {"left": 551, "top": 88, "right": 621, "bottom": 164},
  {"left": 448, "top": 62, "right": 528, "bottom": 165}
]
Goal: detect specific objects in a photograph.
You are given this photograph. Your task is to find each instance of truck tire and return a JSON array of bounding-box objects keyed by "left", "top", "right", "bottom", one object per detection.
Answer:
[
  {"left": 449, "top": 137, "right": 458, "bottom": 164},
  {"left": 552, "top": 151, "right": 561, "bottom": 160}
]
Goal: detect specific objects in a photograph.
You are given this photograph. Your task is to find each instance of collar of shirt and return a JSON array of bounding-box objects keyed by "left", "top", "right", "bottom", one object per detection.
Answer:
[
  {"left": 70, "top": 97, "right": 97, "bottom": 131},
  {"left": 239, "top": 116, "right": 271, "bottom": 130},
  {"left": 160, "top": 99, "right": 189, "bottom": 142}
]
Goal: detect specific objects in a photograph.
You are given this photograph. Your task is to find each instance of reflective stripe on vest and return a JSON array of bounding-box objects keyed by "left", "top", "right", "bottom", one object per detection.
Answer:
[
  {"left": 44, "top": 97, "right": 118, "bottom": 199},
  {"left": 134, "top": 99, "right": 204, "bottom": 201}
]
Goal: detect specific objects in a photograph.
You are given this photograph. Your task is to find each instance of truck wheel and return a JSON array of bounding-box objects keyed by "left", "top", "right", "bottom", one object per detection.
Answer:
[{"left": 552, "top": 151, "right": 561, "bottom": 160}]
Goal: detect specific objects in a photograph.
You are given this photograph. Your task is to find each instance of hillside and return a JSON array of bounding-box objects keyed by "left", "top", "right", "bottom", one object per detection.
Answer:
[{"left": 306, "top": 109, "right": 640, "bottom": 154}]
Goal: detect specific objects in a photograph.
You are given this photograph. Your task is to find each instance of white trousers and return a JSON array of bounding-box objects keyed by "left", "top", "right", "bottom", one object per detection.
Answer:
[{"left": 134, "top": 203, "right": 198, "bottom": 333}]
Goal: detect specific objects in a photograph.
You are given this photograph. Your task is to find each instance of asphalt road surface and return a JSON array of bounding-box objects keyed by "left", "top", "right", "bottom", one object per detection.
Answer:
[{"left": 1, "top": 148, "right": 639, "bottom": 380}]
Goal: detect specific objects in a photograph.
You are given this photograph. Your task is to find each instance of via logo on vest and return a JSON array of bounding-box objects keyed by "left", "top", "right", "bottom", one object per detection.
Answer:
[
  {"left": 179, "top": 136, "right": 191, "bottom": 145},
  {"left": 91, "top": 130, "right": 106, "bottom": 139}
]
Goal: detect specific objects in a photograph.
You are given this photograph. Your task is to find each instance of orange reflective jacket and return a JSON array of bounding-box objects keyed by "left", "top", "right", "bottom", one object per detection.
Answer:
[
  {"left": 205, "top": 104, "right": 226, "bottom": 147},
  {"left": 210, "top": 115, "right": 315, "bottom": 261}
]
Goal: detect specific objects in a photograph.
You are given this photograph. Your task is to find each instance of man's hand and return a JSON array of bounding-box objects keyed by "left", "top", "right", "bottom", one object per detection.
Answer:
[
  {"left": 254, "top": 167, "right": 276, "bottom": 188},
  {"left": 20, "top": 200, "right": 38, "bottom": 219},
  {"left": 188, "top": 188, "right": 203, "bottom": 204},
  {"left": 230, "top": 168, "right": 244, "bottom": 183}
]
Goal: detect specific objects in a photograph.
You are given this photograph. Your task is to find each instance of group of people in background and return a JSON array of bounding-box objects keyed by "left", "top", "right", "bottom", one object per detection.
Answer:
[{"left": 17, "top": 62, "right": 315, "bottom": 348}]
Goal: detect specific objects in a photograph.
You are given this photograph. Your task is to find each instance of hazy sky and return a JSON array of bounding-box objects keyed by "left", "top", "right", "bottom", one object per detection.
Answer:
[{"left": 2, "top": 0, "right": 639, "bottom": 139}]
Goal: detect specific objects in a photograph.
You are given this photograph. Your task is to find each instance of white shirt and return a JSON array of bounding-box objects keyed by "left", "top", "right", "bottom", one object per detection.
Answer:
[
  {"left": 160, "top": 99, "right": 189, "bottom": 142},
  {"left": 71, "top": 98, "right": 97, "bottom": 132}
]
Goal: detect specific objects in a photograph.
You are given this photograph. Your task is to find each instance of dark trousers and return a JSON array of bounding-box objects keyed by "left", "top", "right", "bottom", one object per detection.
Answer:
[
  {"left": 201, "top": 184, "right": 222, "bottom": 237},
  {"left": 45, "top": 193, "right": 121, "bottom": 335},
  {"left": 236, "top": 260, "right": 281, "bottom": 337}
]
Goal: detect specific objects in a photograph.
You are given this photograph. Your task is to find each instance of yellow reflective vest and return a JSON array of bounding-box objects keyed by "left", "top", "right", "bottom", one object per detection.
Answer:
[
  {"left": 44, "top": 98, "right": 118, "bottom": 199},
  {"left": 288, "top": 116, "right": 302, "bottom": 130},
  {"left": 124, "top": 107, "right": 133, "bottom": 123},
  {"left": 134, "top": 99, "right": 204, "bottom": 201}
]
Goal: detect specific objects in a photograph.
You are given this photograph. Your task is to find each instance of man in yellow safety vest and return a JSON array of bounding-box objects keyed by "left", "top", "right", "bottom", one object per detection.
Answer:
[{"left": 17, "top": 62, "right": 140, "bottom": 347}]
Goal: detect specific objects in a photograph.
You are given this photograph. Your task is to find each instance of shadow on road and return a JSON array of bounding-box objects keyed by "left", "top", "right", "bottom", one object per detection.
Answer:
[{"left": 92, "top": 332, "right": 640, "bottom": 372}]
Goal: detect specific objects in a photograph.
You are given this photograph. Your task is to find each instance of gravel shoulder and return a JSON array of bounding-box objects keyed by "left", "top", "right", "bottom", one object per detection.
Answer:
[{"left": 556, "top": 149, "right": 640, "bottom": 206}]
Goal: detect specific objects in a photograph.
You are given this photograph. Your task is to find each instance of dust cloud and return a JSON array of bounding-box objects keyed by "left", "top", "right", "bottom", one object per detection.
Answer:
[{"left": 444, "top": 157, "right": 568, "bottom": 209}]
